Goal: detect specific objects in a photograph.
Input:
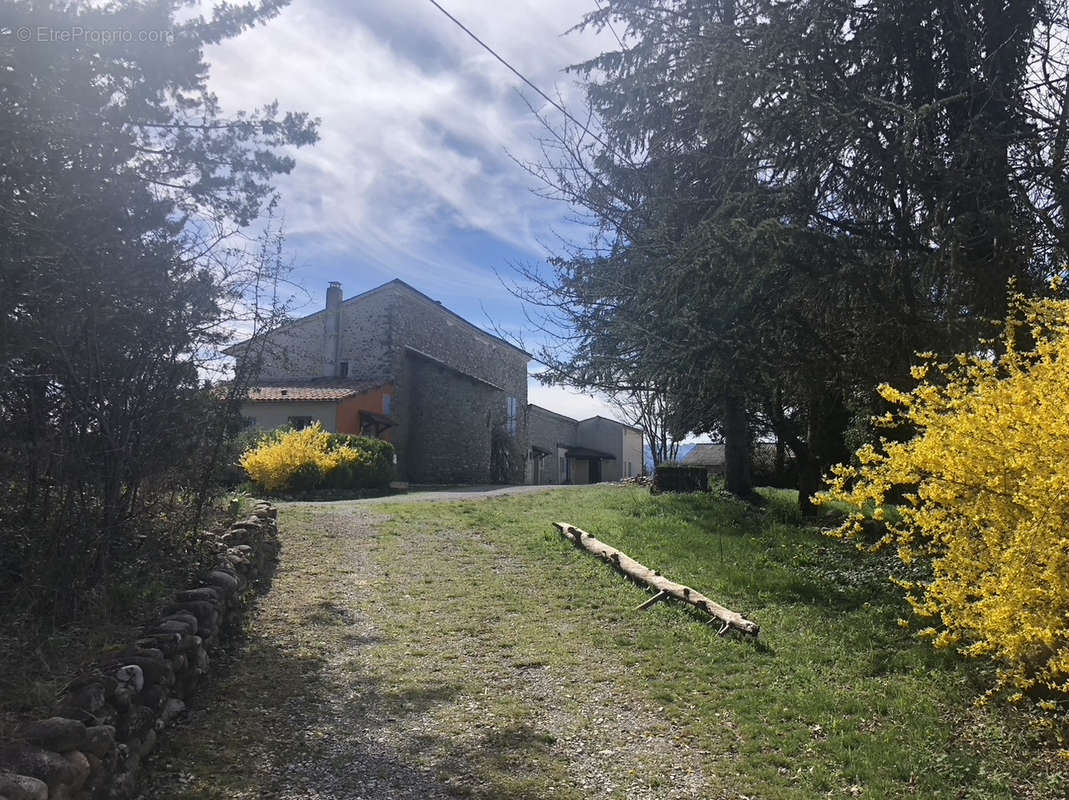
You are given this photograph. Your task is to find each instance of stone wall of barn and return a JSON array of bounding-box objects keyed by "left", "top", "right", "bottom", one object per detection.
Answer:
[
  {"left": 388, "top": 287, "right": 528, "bottom": 484},
  {"left": 404, "top": 355, "right": 500, "bottom": 484},
  {"left": 527, "top": 406, "right": 579, "bottom": 485}
]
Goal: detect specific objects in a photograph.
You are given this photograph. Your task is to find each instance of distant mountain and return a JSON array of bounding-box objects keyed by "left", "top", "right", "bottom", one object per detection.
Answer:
[{"left": 644, "top": 443, "right": 696, "bottom": 472}]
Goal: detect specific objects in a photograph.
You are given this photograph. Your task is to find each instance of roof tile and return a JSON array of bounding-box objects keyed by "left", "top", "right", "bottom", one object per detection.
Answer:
[{"left": 244, "top": 378, "right": 383, "bottom": 402}]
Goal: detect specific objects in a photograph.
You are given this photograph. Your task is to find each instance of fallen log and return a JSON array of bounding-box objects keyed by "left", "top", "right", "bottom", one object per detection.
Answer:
[{"left": 553, "top": 522, "right": 760, "bottom": 637}]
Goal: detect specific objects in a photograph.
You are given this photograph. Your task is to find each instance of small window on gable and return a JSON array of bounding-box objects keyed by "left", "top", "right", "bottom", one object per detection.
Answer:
[
  {"left": 383, "top": 393, "right": 392, "bottom": 415},
  {"left": 506, "top": 396, "right": 518, "bottom": 436},
  {"left": 338, "top": 361, "right": 349, "bottom": 377},
  {"left": 288, "top": 416, "right": 314, "bottom": 430}
]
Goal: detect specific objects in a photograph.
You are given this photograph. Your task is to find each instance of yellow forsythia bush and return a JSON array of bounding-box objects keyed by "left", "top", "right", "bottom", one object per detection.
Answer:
[
  {"left": 821, "top": 294, "right": 1069, "bottom": 718},
  {"left": 240, "top": 423, "right": 367, "bottom": 492}
]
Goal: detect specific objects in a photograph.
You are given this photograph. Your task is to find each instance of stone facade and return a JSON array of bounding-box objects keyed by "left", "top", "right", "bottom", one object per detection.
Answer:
[
  {"left": 229, "top": 280, "right": 529, "bottom": 484},
  {"left": 249, "top": 283, "right": 396, "bottom": 384},
  {"left": 527, "top": 405, "right": 644, "bottom": 484},
  {"left": 404, "top": 353, "right": 498, "bottom": 483},
  {"left": 527, "top": 405, "right": 579, "bottom": 485},
  {"left": 389, "top": 287, "right": 528, "bottom": 485},
  {"left": 576, "top": 417, "right": 645, "bottom": 481}
]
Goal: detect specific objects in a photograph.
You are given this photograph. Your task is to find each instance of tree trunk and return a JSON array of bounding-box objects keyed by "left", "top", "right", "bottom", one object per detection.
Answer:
[
  {"left": 722, "top": 391, "right": 752, "bottom": 498},
  {"left": 796, "top": 447, "right": 821, "bottom": 516},
  {"left": 796, "top": 384, "right": 851, "bottom": 515},
  {"left": 554, "top": 522, "right": 759, "bottom": 636}
]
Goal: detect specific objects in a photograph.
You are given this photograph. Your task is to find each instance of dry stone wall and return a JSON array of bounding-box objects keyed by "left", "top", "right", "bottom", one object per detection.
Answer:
[{"left": 0, "top": 501, "right": 280, "bottom": 800}]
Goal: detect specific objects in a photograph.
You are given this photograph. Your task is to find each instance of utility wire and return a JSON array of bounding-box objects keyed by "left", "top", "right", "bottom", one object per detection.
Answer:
[
  {"left": 592, "top": 0, "right": 626, "bottom": 50},
  {"left": 423, "top": 0, "right": 635, "bottom": 167}
]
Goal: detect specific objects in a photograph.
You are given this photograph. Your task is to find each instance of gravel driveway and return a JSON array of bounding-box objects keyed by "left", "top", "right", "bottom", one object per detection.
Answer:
[
  {"left": 137, "top": 496, "right": 718, "bottom": 800},
  {"left": 286, "top": 483, "right": 592, "bottom": 506}
]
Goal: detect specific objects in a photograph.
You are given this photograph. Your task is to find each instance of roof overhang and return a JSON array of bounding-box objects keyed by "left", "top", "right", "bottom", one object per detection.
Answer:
[
  {"left": 359, "top": 410, "right": 395, "bottom": 428},
  {"left": 564, "top": 446, "right": 616, "bottom": 460},
  {"left": 242, "top": 378, "right": 387, "bottom": 403},
  {"left": 247, "top": 388, "right": 357, "bottom": 402}
]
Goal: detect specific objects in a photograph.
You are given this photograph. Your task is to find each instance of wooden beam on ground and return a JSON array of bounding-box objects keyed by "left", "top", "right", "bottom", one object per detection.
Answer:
[{"left": 553, "top": 521, "right": 760, "bottom": 637}]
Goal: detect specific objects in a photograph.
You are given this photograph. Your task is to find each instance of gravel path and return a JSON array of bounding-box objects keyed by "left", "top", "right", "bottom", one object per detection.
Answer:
[
  {"left": 285, "top": 483, "right": 592, "bottom": 506},
  {"left": 138, "top": 501, "right": 721, "bottom": 800}
]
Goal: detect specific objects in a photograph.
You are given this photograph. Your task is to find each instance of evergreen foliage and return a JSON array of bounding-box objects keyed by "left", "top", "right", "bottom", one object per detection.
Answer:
[
  {"left": 0, "top": 0, "right": 317, "bottom": 617},
  {"left": 523, "top": 0, "right": 1066, "bottom": 509}
]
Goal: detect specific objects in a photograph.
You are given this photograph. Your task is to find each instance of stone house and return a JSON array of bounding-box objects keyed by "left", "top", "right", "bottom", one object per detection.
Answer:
[
  {"left": 226, "top": 280, "right": 530, "bottom": 484},
  {"left": 526, "top": 405, "right": 644, "bottom": 485}
]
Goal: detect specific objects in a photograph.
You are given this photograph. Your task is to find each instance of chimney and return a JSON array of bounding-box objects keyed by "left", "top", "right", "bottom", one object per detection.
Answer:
[
  {"left": 326, "top": 281, "right": 342, "bottom": 311},
  {"left": 323, "top": 281, "right": 342, "bottom": 377}
]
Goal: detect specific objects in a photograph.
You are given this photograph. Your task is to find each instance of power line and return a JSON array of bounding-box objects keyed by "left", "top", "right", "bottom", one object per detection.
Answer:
[
  {"left": 592, "top": 0, "right": 626, "bottom": 50},
  {"left": 422, "top": 0, "right": 633, "bottom": 166}
]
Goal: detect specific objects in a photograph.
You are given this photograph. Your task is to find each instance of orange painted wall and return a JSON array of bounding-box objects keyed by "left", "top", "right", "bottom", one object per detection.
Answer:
[{"left": 336, "top": 384, "right": 394, "bottom": 439}]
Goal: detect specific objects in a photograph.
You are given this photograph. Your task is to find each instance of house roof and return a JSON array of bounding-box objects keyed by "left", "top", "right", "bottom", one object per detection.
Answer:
[
  {"left": 679, "top": 442, "right": 783, "bottom": 466},
  {"left": 244, "top": 378, "right": 384, "bottom": 403},
  {"left": 528, "top": 405, "right": 641, "bottom": 433},
  {"left": 527, "top": 404, "right": 580, "bottom": 425},
  {"left": 224, "top": 279, "right": 531, "bottom": 359},
  {"left": 247, "top": 386, "right": 355, "bottom": 402},
  {"left": 577, "top": 414, "right": 644, "bottom": 433},
  {"left": 679, "top": 443, "right": 726, "bottom": 467}
]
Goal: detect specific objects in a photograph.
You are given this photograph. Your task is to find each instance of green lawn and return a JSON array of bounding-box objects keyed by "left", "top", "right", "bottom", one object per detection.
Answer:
[
  {"left": 140, "top": 485, "right": 1067, "bottom": 799},
  {"left": 371, "top": 486, "right": 1066, "bottom": 799}
]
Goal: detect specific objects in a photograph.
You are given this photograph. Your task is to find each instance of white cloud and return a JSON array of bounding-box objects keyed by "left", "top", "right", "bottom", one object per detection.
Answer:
[
  {"left": 203, "top": 0, "right": 611, "bottom": 296},
  {"left": 527, "top": 379, "right": 623, "bottom": 423}
]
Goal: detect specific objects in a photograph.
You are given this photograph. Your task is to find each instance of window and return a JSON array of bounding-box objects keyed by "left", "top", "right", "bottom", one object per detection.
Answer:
[
  {"left": 627, "top": 461, "right": 633, "bottom": 477},
  {"left": 506, "top": 396, "right": 518, "bottom": 436},
  {"left": 242, "top": 416, "right": 257, "bottom": 429},
  {"left": 382, "top": 393, "right": 392, "bottom": 415},
  {"left": 338, "top": 360, "right": 349, "bottom": 377},
  {"left": 287, "top": 416, "right": 314, "bottom": 430},
  {"left": 559, "top": 456, "right": 566, "bottom": 482}
]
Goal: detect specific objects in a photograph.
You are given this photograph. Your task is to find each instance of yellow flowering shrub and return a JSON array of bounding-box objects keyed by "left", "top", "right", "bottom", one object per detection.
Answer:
[
  {"left": 821, "top": 295, "right": 1069, "bottom": 719},
  {"left": 240, "top": 423, "right": 338, "bottom": 492},
  {"left": 239, "top": 424, "right": 390, "bottom": 493}
]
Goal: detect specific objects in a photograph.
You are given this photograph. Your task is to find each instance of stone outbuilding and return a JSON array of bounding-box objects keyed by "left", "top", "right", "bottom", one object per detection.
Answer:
[
  {"left": 226, "top": 280, "right": 530, "bottom": 484},
  {"left": 526, "top": 405, "right": 644, "bottom": 484},
  {"left": 680, "top": 441, "right": 790, "bottom": 485},
  {"left": 679, "top": 443, "right": 728, "bottom": 475}
]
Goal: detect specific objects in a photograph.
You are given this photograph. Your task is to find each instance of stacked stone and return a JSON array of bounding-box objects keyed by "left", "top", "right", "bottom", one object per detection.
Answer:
[{"left": 0, "top": 501, "right": 279, "bottom": 800}]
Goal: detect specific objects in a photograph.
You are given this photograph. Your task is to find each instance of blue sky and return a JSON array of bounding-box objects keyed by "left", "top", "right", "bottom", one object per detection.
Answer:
[{"left": 204, "top": 0, "right": 622, "bottom": 420}]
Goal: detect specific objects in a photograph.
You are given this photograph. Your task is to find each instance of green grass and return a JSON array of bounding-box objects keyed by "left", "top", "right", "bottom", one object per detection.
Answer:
[
  {"left": 371, "top": 486, "right": 1065, "bottom": 799},
  {"left": 140, "top": 486, "right": 1067, "bottom": 799}
]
